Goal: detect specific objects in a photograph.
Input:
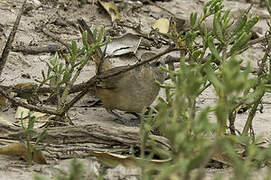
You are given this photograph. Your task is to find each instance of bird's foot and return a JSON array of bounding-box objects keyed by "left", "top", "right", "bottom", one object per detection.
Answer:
[
  {"left": 115, "top": 116, "right": 140, "bottom": 127},
  {"left": 107, "top": 110, "right": 141, "bottom": 127}
]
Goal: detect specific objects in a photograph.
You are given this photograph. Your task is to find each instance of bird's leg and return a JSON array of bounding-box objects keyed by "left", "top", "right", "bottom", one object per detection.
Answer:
[
  {"left": 107, "top": 109, "right": 123, "bottom": 119},
  {"left": 127, "top": 112, "right": 141, "bottom": 119},
  {"left": 126, "top": 112, "right": 141, "bottom": 126},
  {"left": 107, "top": 109, "right": 140, "bottom": 126}
]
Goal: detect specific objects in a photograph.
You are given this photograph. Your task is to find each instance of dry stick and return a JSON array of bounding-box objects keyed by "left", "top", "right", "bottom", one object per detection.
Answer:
[
  {"left": 247, "top": 34, "right": 271, "bottom": 47},
  {"left": 225, "top": 34, "right": 271, "bottom": 59},
  {"left": 142, "top": 0, "right": 176, "bottom": 17},
  {"left": 0, "top": 81, "right": 88, "bottom": 94},
  {"left": 0, "top": 87, "right": 58, "bottom": 115},
  {"left": 42, "top": 28, "right": 70, "bottom": 48},
  {"left": 102, "top": 48, "right": 178, "bottom": 80},
  {"left": 11, "top": 44, "right": 61, "bottom": 55},
  {"left": 0, "top": 0, "right": 27, "bottom": 77}
]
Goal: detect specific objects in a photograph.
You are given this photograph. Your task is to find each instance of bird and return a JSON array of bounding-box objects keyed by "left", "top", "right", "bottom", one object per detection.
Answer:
[
  {"left": 77, "top": 19, "right": 166, "bottom": 125},
  {"left": 96, "top": 56, "right": 166, "bottom": 122}
]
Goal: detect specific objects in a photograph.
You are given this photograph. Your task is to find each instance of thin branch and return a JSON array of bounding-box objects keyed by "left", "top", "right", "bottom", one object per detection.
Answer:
[
  {"left": 0, "top": 82, "right": 87, "bottom": 94},
  {"left": 140, "top": 0, "right": 176, "bottom": 17},
  {"left": 97, "top": 45, "right": 107, "bottom": 75},
  {"left": 247, "top": 34, "right": 271, "bottom": 47},
  {"left": 0, "top": 87, "right": 59, "bottom": 115},
  {"left": 11, "top": 44, "right": 61, "bottom": 54},
  {"left": 41, "top": 28, "right": 70, "bottom": 48}
]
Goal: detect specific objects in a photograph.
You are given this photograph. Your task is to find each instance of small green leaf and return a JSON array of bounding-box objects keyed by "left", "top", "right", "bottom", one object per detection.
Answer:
[
  {"left": 230, "top": 32, "right": 251, "bottom": 55},
  {"left": 47, "top": 67, "right": 52, "bottom": 78},
  {"left": 202, "top": 22, "right": 208, "bottom": 38},
  {"left": 266, "top": 0, "right": 271, "bottom": 15},
  {"left": 222, "top": 9, "right": 231, "bottom": 23},
  {"left": 207, "top": 36, "right": 222, "bottom": 62},
  {"left": 27, "top": 116, "right": 35, "bottom": 130},
  {"left": 213, "top": 11, "right": 224, "bottom": 42},
  {"left": 93, "top": 28, "right": 97, "bottom": 42},
  {"left": 82, "top": 31, "right": 88, "bottom": 48},
  {"left": 52, "top": 53, "right": 58, "bottom": 66},
  {"left": 71, "top": 40, "right": 77, "bottom": 57},
  {"left": 233, "top": 14, "right": 247, "bottom": 36},
  {"left": 185, "top": 31, "right": 195, "bottom": 48},
  {"left": 243, "top": 16, "right": 259, "bottom": 33},
  {"left": 190, "top": 12, "right": 197, "bottom": 27},
  {"left": 192, "top": 49, "right": 202, "bottom": 59},
  {"left": 203, "top": 6, "right": 208, "bottom": 15},
  {"left": 205, "top": 0, "right": 213, "bottom": 7},
  {"left": 205, "top": 64, "right": 224, "bottom": 92},
  {"left": 58, "top": 62, "right": 64, "bottom": 73},
  {"left": 244, "top": 85, "right": 264, "bottom": 104},
  {"left": 35, "top": 129, "right": 47, "bottom": 145},
  {"left": 97, "top": 27, "right": 105, "bottom": 42}
]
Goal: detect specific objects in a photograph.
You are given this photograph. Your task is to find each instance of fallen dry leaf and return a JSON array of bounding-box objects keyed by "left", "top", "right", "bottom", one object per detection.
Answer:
[
  {"left": 0, "top": 142, "right": 47, "bottom": 164},
  {"left": 104, "top": 33, "right": 142, "bottom": 56},
  {"left": 98, "top": 0, "right": 120, "bottom": 22},
  {"left": 14, "top": 99, "right": 30, "bottom": 119},
  {"left": 89, "top": 150, "right": 171, "bottom": 168},
  {"left": 152, "top": 18, "right": 170, "bottom": 34}
]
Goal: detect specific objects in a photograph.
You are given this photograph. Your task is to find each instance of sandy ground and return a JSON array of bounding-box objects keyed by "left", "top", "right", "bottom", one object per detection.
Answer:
[{"left": 0, "top": 0, "right": 270, "bottom": 179}]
